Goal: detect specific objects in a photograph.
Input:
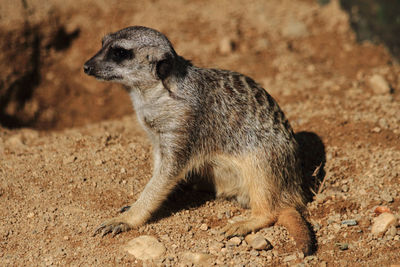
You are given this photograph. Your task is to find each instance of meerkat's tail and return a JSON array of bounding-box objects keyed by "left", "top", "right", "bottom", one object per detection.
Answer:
[{"left": 276, "top": 207, "right": 313, "bottom": 255}]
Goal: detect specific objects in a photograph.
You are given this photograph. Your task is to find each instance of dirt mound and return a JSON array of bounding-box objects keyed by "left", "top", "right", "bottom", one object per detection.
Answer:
[{"left": 0, "top": 2, "right": 132, "bottom": 129}]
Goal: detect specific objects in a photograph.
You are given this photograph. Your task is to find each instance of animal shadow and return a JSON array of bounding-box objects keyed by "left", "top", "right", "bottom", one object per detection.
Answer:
[
  {"left": 295, "top": 131, "right": 326, "bottom": 254},
  {"left": 147, "top": 175, "right": 216, "bottom": 224},
  {"left": 295, "top": 131, "right": 326, "bottom": 202}
]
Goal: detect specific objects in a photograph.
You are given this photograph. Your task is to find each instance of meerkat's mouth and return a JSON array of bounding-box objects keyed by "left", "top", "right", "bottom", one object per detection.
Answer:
[
  {"left": 83, "top": 63, "right": 122, "bottom": 81},
  {"left": 102, "top": 75, "right": 123, "bottom": 81},
  {"left": 90, "top": 73, "right": 123, "bottom": 81}
]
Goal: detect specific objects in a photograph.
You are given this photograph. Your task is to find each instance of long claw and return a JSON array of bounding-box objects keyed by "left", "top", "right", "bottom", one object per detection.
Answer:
[
  {"left": 119, "top": 206, "right": 131, "bottom": 213},
  {"left": 93, "top": 217, "right": 132, "bottom": 238},
  {"left": 112, "top": 225, "right": 122, "bottom": 237},
  {"left": 93, "top": 224, "right": 106, "bottom": 237},
  {"left": 101, "top": 225, "right": 113, "bottom": 237}
]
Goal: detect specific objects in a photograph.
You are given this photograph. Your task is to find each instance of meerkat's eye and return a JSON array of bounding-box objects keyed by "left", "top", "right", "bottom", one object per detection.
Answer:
[{"left": 108, "top": 47, "right": 134, "bottom": 63}]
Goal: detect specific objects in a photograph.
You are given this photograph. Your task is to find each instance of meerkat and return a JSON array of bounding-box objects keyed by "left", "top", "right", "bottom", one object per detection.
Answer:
[{"left": 84, "top": 26, "right": 313, "bottom": 254}]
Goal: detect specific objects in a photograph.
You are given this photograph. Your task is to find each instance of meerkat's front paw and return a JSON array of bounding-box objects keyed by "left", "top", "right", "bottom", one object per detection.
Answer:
[
  {"left": 221, "top": 220, "right": 253, "bottom": 237},
  {"left": 93, "top": 215, "right": 132, "bottom": 237}
]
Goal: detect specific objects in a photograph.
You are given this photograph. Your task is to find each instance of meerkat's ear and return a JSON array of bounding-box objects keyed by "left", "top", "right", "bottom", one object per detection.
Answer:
[{"left": 156, "top": 54, "right": 173, "bottom": 80}]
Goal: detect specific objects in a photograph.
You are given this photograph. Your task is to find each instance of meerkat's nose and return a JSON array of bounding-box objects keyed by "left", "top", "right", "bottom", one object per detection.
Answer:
[{"left": 83, "top": 63, "right": 93, "bottom": 75}]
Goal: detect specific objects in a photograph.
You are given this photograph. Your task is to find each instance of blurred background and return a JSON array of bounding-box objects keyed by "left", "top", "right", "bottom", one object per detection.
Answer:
[{"left": 0, "top": 0, "right": 399, "bottom": 130}]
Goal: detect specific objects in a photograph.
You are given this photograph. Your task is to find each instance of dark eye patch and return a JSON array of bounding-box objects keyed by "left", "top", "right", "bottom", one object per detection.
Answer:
[{"left": 107, "top": 46, "right": 134, "bottom": 63}]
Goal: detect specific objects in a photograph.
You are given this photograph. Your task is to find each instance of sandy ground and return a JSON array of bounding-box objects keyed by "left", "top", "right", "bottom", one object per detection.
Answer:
[{"left": 1, "top": 0, "right": 400, "bottom": 266}]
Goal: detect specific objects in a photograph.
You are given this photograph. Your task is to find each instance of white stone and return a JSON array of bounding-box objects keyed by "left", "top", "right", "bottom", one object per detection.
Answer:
[
  {"left": 368, "top": 74, "right": 390, "bottom": 94},
  {"left": 124, "top": 235, "right": 166, "bottom": 260},
  {"left": 245, "top": 233, "right": 272, "bottom": 250},
  {"left": 199, "top": 223, "right": 208, "bottom": 231},
  {"left": 228, "top": 236, "right": 241, "bottom": 246},
  {"left": 371, "top": 213, "right": 397, "bottom": 236}
]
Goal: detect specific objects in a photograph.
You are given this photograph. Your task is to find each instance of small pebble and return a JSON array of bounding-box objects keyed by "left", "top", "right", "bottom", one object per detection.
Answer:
[
  {"left": 371, "top": 127, "right": 381, "bottom": 133},
  {"left": 63, "top": 155, "right": 76, "bottom": 165},
  {"left": 374, "top": 206, "right": 392, "bottom": 214},
  {"left": 283, "top": 254, "right": 297, "bottom": 262},
  {"left": 199, "top": 223, "right": 208, "bottom": 231},
  {"left": 335, "top": 243, "right": 348, "bottom": 250},
  {"left": 371, "top": 213, "right": 397, "bottom": 236},
  {"left": 381, "top": 191, "right": 394, "bottom": 203},
  {"left": 124, "top": 235, "right": 166, "bottom": 260},
  {"left": 228, "top": 236, "right": 242, "bottom": 246},
  {"left": 219, "top": 37, "right": 236, "bottom": 55},
  {"left": 341, "top": 219, "right": 358, "bottom": 226},
  {"left": 209, "top": 242, "right": 223, "bottom": 255},
  {"left": 245, "top": 234, "right": 272, "bottom": 250},
  {"left": 249, "top": 250, "right": 259, "bottom": 257},
  {"left": 182, "top": 252, "right": 213, "bottom": 265},
  {"left": 368, "top": 74, "right": 390, "bottom": 94},
  {"left": 315, "top": 193, "right": 326, "bottom": 203},
  {"left": 386, "top": 225, "right": 397, "bottom": 238}
]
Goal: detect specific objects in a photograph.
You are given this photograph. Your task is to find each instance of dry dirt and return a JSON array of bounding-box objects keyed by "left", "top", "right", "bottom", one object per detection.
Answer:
[{"left": 1, "top": 0, "right": 400, "bottom": 266}]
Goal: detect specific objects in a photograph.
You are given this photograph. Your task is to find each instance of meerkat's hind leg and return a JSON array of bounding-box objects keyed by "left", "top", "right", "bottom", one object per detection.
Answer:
[
  {"left": 222, "top": 192, "right": 277, "bottom": 237},
  {"left": 218, "top": 153, "right": 278, "bottom": 237}
]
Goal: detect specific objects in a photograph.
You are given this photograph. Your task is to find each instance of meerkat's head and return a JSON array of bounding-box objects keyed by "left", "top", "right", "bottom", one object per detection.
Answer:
[{"left": 84, "top": 26, "right": 178, "bottom": 89}]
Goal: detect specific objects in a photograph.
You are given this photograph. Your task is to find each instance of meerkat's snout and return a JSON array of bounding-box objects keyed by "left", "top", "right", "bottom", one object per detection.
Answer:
[{"left": 83, "top": 62, "right": 94, "bottom": 75}]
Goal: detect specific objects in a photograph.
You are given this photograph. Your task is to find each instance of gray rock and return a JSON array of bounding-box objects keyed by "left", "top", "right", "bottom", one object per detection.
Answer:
[
  {"left": 341, "top": 219, "right": 358, "bottom": 226},
  {"left": 124, "top": 235, "right": 166, "bottom": 260}
]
